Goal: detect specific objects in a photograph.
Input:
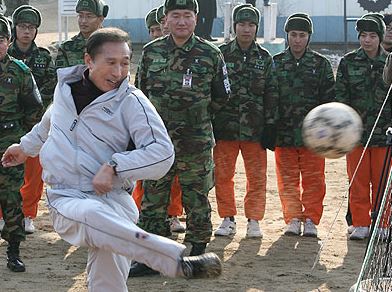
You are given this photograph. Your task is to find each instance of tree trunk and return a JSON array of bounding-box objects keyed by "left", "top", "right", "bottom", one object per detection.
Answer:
[{"left": 4, "top": 0, "right": 30, "bottom": 17}]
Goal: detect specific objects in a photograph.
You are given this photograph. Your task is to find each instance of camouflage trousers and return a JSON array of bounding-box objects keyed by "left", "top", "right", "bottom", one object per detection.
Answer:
[
  {"left": 138, "top": 150, "right": 214, "bottom": 244},
  {"left": 0, "top": 164, "right": 25, "bottom": 243}
]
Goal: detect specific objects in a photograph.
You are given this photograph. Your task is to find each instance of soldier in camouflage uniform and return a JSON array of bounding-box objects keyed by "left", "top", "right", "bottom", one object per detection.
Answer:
[
  {"left": 130, "top": 0, "right": 231, "bottom": 277},
  {"left": 0, "top": 15, "right": 43, "bottom": 272},
  {"left": 145, "top": 8, "right": 162, "bottom": 40},
  {"left": 336, "top": 13, "right": 390, "bottom": 240},
  {"left": 1, "top": 5, "right": 54, "bottom": 235},
  {"left": 156, "top": 4, "right": 170, "bottom": 36},
  {"left": 212, "top": 4, "right": 277, "bottom": 238},
  {"left": 54, "top": 0, "right": 108, "bottom": 69},
  {"left": 132, "top": 6, "right": 186, "bottom": 234},
  {"left": 274, "top": 13, "right": 335, "bottom": 237}
]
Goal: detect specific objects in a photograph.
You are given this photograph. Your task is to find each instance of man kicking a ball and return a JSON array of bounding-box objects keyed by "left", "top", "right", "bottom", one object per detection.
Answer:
[{"left": 1, "top": 27, "right": 221, "bottom": 292}]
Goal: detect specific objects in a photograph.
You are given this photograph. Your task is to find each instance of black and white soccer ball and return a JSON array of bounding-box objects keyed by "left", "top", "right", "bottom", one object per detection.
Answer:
[{"left": 302, "top": 102, "right": 363, "bottom": 159}]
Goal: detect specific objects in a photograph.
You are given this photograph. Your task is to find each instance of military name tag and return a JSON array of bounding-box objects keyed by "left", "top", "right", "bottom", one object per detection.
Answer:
[{"left": 182, "top": 69, "right": 192, "bottom": 88}]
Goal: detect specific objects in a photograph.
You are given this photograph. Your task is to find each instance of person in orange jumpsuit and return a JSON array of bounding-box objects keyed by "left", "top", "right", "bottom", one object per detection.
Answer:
[
  {"left": 338, "top": 13, "right": 390, "bottom": 240},
  {"left": 212, "top": 4, "right": 277, "bottom": 238},
  {"left": 273, "top": 13, "right": 335, "bottom": 237}
]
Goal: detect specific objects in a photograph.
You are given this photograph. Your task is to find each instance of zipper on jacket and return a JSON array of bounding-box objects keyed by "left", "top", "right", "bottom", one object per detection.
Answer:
[{"left": 70, "top": 118, "right": 78, "bottom": 131}]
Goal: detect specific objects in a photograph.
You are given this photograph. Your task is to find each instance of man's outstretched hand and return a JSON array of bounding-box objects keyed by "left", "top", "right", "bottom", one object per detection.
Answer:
[{"left": 1, "top": 144, "right": 28, "bottom": 167}]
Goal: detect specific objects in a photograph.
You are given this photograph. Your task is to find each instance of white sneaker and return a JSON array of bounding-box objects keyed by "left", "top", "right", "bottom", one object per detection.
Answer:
[
  {"left": 0, "top": 218, "right": 4, "bottom": 232},
  {"left": 169, "top": 216, "right": 185, "bottom": 233},
  {"left": 214, "top": 217, "right": 236, "bottom": 236},
  {"left": 246, "top": 220, "right": 263, "bottom": 238},
  {"left": 284, "top": 218, "right": 301, "bottom": 236},
  {"left": 24, "top": 217, "right": 35, "bottom": 234},
  {"left": 347, "top": 225, "right": 355, "bottom": 234},
  {"left": 349, "top": 226, "right": 369, "bottom": 240},
  {"left": 303, "top": 218, "right": 317, "bottom": 237}
]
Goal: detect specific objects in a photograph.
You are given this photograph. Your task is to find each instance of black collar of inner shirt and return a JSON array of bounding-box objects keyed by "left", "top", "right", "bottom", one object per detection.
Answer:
[{"left": 82, "top": 69, "right": 105, "bottom": 96}]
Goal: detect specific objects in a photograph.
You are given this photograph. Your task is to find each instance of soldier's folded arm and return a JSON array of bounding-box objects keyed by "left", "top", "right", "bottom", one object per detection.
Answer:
[
  {"left": 18, "top": 69, "right": 44, "bottom": 131},
  {"left": 210, "top": 54, "right": 231, "bottom": 114}
]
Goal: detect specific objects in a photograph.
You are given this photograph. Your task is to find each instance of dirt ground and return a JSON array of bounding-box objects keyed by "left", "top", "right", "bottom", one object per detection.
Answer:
[
  {"left": 0, "top": 153, "right": 366, "bottom": 292},
  {"left": 0, "top": 1, "right": 368, "bottom": 292}
]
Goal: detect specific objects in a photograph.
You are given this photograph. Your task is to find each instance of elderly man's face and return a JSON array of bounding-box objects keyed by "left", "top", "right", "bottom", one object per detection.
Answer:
[{"left": 85, "top": 41, "right": 131, "bottom": 92}]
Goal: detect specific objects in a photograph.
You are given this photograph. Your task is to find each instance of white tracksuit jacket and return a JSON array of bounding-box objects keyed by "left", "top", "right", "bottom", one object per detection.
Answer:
[
  {"left": 21, "top": 65, "right": 174, "bottom": 191},
  {"left": 18, "top": 65, "right": 186, "bottom": 292}
]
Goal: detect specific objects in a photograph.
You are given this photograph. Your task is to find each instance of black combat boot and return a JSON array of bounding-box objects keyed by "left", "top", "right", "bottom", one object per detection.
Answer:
[
  {"left": 7, "top": 241, "right": 25, "bottom": 272},
  {"left": 181, "top": 252, "right": 222, "bottom": 279},
  {"left": 128, "top": 261, "right": 159, "bottom": 277},
  {"left": 189, "top": 242, "right": 207, "bottom": 256}
]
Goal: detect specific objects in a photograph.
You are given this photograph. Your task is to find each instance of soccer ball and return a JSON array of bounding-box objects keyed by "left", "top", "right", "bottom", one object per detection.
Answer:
[{"left": 302, "top": 102, "right": 363, "bottom": 159}]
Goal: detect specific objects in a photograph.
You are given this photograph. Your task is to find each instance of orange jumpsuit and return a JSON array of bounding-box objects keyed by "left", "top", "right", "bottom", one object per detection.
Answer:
[
  {"left": 214, "top": 140, "right": 267, "bottom": 220},
  {"left": 132, "top": 176, "right": 183, "bottom": 216},
  {"left": 275, "top": 147, "right": 326, "bottom": 224},
  {"left": 347, "top": 146, "right": 389, "bottom": 227}
]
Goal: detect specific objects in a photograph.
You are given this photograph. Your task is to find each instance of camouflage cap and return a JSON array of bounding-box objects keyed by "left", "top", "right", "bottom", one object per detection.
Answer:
[
  {"left": 12, "top": 5, "right": 41, "bottom": 27},
  {"left": 164, "top": 0, "right": 199, "bottom": 15},
  {"left": 156, "top": 5, "right": 165, "bottom": 24},
  {"left": 356, "top": 13, "right": 385, "bottom": 40},
  {"left": 234, "top": 6, "right": 260, "bottom": 25},
  {"left": 232, "top": 4, "right": 252, "bottom": 31},
  {"left": 284, "top": 13, "right": 313, "bottom": 34},
  {"left": 0, "top": 16, "right": 11, "bottom": 38},
  {"left": 146, "top": 8, "right": 159, "bottom": 29},
  {"left": 76, "top": 0, "right": 109, "bottom": 17}
]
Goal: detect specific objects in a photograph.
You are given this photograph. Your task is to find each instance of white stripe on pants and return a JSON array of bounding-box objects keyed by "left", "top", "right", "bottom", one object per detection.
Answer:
[{"left": 46, "top": 188, "right": 186, "bottom": 292}]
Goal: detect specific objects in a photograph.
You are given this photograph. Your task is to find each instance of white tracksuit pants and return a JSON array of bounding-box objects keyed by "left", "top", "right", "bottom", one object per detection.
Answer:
[{"left": 45, "top": 188, "right": 186, "bottom": 292}]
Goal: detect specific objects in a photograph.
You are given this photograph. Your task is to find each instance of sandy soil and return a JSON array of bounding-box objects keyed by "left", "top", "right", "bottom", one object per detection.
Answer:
[
  {"left": 0, "top": 1, "right": 368, "bottom": 291},
  {"left": 0, "top": 152, "right": 366, "bottom": 292}
]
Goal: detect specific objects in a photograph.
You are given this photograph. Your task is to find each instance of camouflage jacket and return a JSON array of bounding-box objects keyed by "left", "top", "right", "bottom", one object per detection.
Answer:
[
  {"left": 0, "top": 54, "right": 44, "bottom": 152},
  {"left": 336, "top": 47, "right": 390, "bottom": 147},
  {"left": 137, "top": 34, "right": 231, "bottom": 156},
  {"left": 382, "top": 50, "right": 392, "bottom": 85},
  {"left": 8, "top": 41, "right": 55, "bottom": 107},
  {"left": 213, "top": 39, "right": 278, "bottom": 142},
  {"left": 273, "top": 47, "right": 335, "bottom": 147},
  {"left": 55, "top": 32, "right": 87, "bottom": 69}
]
